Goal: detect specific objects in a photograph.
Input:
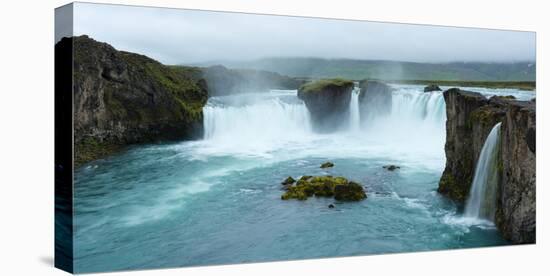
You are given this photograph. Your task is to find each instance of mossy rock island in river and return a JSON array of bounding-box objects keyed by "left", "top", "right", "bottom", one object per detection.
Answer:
[
  {"left": 297, "top": 79, "right": 354, "bottom": 132},
  {"left": 281, "top": 175, "right": 366, "bottom": 201},
  {"left": 424, "top": 84, "right": 442, "bottom": 92}
]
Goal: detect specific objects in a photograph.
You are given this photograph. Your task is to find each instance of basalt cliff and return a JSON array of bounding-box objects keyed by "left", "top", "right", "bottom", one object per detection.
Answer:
[
  {"left": 59, "top": 35, "right": 209, "bottom": 166},
  {"left": 297, "top": 79, "right": 354, "bottom": 132},
  {"left": 438, "top": 88, "right": 535, "bottom": 244}
]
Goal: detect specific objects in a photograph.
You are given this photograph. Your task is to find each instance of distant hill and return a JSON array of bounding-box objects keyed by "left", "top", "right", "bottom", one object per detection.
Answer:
[
  {"left": 188, "top": 58, "right": 535, "bottom": 81},
  {"left": 200, "top": 65, "right": 303, "bottom": 96}
]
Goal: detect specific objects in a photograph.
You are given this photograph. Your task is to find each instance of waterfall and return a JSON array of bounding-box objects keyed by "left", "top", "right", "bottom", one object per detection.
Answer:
[
  {"left": 349, "top": 87, "right": 360, "bottom": 132},
  {"left": 201, "top": 86, "right": 447, "bottom": 158},
  {"left": 202, "top": 91, "right": 312, "bottom": 154},
  {"left": 390, "top": 90, "right": 446, "bottom": 126},
  {"left": 464, "top": 122, "right": 502, "bottom": 221}
]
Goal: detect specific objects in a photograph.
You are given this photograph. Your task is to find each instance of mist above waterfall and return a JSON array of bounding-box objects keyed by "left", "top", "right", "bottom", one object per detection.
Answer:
[
  {"left": 67, "top": 4, "right": 537, "bottom": 270},
  {"left": 74, "top": 83, "right": 528, "bottom": 271}
]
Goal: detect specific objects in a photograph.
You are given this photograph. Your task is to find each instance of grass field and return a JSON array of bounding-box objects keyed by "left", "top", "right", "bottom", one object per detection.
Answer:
[{"left": 387, "top": 80, "right": 536, "bottom": 91}]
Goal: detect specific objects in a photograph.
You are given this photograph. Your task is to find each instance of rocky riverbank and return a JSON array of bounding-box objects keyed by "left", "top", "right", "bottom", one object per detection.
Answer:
[
  {"left": 438, "top": 88, "right": 535, "bottom": 243},
  {"left": 64, "top": 35, "right": 209, "bottom": 166}
]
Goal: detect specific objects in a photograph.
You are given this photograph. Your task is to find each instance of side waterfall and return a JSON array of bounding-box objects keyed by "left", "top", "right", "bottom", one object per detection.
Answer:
[
  {"left": 464, "top": 122, "right": 502, "bottom": 221},
  {"left": 349, "top": 86, "right": 361, "bottom": 131}
]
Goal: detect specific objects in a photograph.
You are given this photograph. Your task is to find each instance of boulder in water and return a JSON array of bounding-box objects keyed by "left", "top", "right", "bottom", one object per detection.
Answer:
[
  {"left": 334, "top": 181, "right": 367, "bottom": 201},
  {"left": 424, "top": 84, "right": 442, "bottom": 92},
  {"left": 328, "top": 204, "right": 335, "bottom": 208},
  {"left": 298, "top": 79, "right": 354, "bottom": 132},
  {"left": 281, "top": 176, "right": 296, "bottom": 185},
  {"left": 383, "top": 165, "right": 400, "bottom": 171},
  {"left": 281, "top": 175, "right": 366, "bottom": 201},
  {"left": 320, "top": 162, "right": 334, "bottom": 168}
]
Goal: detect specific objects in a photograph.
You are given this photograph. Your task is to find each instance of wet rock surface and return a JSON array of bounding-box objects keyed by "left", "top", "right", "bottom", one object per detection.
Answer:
[
  {"left": 383, "top": 165, "right": 400, "bottom": 171},
  {"left": 281, "top": 176, "right": 366, "bottom": 201},
  {"left": 438, "top": 88, "right": 535, "bottom": 244},
  {"left": 298, "top": 79, "right": 354, "bottom": 132}
]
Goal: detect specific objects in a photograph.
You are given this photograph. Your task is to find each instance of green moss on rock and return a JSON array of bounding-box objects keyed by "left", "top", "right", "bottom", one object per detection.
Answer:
[
  {"left": 75, "top": 137, "right": 124, "bottom": 167},
  {"left": 438, "top": 171, "right": 468, "bottom": 201},
  {"left": 68, "top": 35, "right": 209, "bottom": 167},
  {"left": 281, "top": 176, "right": 296, "bottom": 185},
  {"left": 297, "top": 78, "right": 354, "bottom": 132},
  {"left": 299, "top": 78, "right": 354, "bottom": 94},
  {"left": 334, "top": 181, "right": 367, "bottom": 201},
  {"left": 281, "top": 175, "right": 366, "bottom": 201}
]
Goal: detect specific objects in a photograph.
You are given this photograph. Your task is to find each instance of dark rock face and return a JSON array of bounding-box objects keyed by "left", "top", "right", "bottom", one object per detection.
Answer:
[
  {"left": 438, "top": 89, "right": 494, "bottom": 201},
  {"left": 334, "top": 181, "right": 367, "bottom": 201},
  {"left": 202, "top": 65, "right": 303, "bottom": 96},
  {"left": 298, "top": 79, "right": 354, "bottom": 132},
  {"left": 358, "top": 80, "right": 392, "bottom": 122},
  {"left": 66, "top": 35, "right": 208, "bottom": 166},
  {"left": 320, "top": 162, "right": 334, "bottom": 168},
  {"left": 439, "top": 88, "right": 536, "bottom": 244},
  {"left": 495, "top": 100, "right": 536, "bottom": 243},
  {"left": 383, "top": 165, "right": 400, "bottom": 171},
  {"left": 424, "top": 84, "right": 442, "bottom": 92},
  {"left": 281, "top": 176, "right": 296, "bottom": 185}
]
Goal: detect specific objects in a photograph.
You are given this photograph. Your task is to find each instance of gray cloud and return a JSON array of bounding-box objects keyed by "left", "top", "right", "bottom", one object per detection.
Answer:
[{"left": 73, "top": 2, "right": 536, "bottom": 65}]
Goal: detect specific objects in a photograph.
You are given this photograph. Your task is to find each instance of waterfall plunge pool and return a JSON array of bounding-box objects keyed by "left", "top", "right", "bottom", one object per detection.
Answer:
[{"left": 73, "top": 85, "right": 533, "bottom": 273}]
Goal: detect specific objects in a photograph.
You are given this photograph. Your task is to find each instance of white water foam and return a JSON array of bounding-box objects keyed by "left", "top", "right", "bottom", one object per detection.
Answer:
[
  {"left": 201, "top": 87, "right": 447, "bottom": 168},
  {"left": 464, "top": 122, "right": 502, "bottom": 221},
  {"left": 202, "top": 91, "right": 313, "bottom": 157},
  {"left": 349, "top": 87, "right": 361, "bottom": 132}
]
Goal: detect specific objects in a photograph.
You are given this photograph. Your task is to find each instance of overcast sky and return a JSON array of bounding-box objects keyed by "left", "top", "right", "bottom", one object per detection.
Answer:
[{"left": 72, "top": 2, "right": 536, "bottom": 65}]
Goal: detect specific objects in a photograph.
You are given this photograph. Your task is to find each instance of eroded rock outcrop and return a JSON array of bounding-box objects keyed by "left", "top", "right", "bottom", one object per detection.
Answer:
[
  {"left": 495, "top": 100, "right": 536, "bottom": 243},
  {"left": 297, "top": 79, "right": 354, "bottom": 132},
  {"left": 438, "top": 89, "right": 496, "bottom": 201},
  {"left": 438, "top": 88, "right": 536, "bottom": 244},
  {"left": 424, "top": 84, "right": 442, "bottom": 92},
  {"left": 358, "top": 80, "right": 393, "bottom": 121},
  {"left": 64, "top": 35, "right": 209, "bottom": 166}
]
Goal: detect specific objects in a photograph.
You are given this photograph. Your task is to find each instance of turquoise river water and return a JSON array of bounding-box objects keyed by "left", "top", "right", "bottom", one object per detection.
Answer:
[{"left": 73, "top": 84, "right": 534, "bottom": 273}]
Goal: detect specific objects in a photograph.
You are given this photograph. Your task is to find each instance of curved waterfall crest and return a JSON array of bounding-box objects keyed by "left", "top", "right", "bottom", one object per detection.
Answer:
[{"left": 203, "top": 85, "right": 447, "bottom": 142}]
